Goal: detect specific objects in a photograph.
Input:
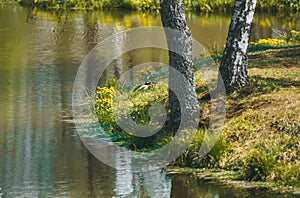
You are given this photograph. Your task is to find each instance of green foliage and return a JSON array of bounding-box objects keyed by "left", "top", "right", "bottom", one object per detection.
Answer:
[
  {"left": 113, "top": 130, "right": 173, "bottom": 151},
  {"left": 256, "top": 0, "right": 300, "bottom": 11},
  {"left": 16, "top": 0, "right": 300, "bottom": 12},
  {"left": 284, "top": 29, "right": 300, "bottom": 43},
  {"left": 183, "top": 0, "right": 234, "bottom": 12},
  {"left": 239, "top": 132, "right": 299, "bottom": 185},
  {"left": 274, "top": 164, "right": 300, "bottom": 186},
  {"left": 138, "top": 0, "right": 159, "bottom": 11},
  {"left": 0, "top": 0, "right": 14, "bottom": 4},
  {"left": 94, "top": 78, "right": 170, "bottom": 150},
  {"left": 14, "top": 0, "right": 129, "bottom": 10},
  {"left": 242, "top": 150, "right": 276, "bottom": 181},
  {"left": 175, "top": 130, "right": 230, "bottom": 168}
]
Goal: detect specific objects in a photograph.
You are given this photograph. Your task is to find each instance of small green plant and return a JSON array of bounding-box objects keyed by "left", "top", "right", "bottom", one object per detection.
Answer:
[
  {"left": 199, "top": 137, "right": 230, "bottom": 168},
  {"left": 242, "top": 150, "right": 276, "bottom": 181},
  {"left": 175, "top": 130, "right": 230, "bottom": 168},
  {"left": 284, "top": 29, "right": 300, "bottom": 43},
  {"left": 274, "top": 164, "right": 300, "bottom": 186}
]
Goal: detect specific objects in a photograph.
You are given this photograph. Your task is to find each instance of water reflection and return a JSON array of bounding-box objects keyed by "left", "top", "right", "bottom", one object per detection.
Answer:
[
  {"left": 114, "top": 167, "right": 171, "bottom": 197},
  {"left": 0, "top": 4, "right": 299, "bottom": 198}
]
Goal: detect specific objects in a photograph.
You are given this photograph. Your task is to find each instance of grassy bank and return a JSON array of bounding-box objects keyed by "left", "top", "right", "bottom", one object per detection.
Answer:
[
  {"left": 167, "top": 46, "right": 300, "bottom": 194},
  {"left": 93, "top": 31, "right": 300, "bottom": 189},
  {"left": 4, "top": 0, "right": 300, "bottom": 12},
  {"left": 174, "top": 46, "right": 300, "bottom": 187}
]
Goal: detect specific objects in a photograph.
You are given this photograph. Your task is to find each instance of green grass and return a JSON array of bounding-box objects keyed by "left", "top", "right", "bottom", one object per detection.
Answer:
[
  {"left": 173, "top": 46, "right": 299, "bottom": 186},
  {"left": 137, "top": 46, "right": 299, "bottom": 186},
  {"left": 217, "top": 47, "right": 300, "bottom": 186},
  {"left": 197, "top": 47, "right": 299, "bottom": 186},
  {"left": 95, "top": 78, "right": 171, "bottom": 151},
  {"left": 94, "top": 43, "right": 300, "bottom": 187}
]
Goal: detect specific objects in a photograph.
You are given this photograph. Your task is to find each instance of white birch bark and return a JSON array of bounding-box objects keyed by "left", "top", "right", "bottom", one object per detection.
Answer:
[{"left": 219, "top": 0, "right": 257, "bottom": 92}]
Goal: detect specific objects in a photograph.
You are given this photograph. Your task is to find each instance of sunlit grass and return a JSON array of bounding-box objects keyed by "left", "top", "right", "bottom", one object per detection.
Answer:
[
  {"left": 94, "top": 42, "right": 300, "bottom": 186},
  {"left": 218, "top": 47, "right": 300, "bottom": 186},
  {"left": 174, "top": 46, "right": 300, "bottom": 186}
]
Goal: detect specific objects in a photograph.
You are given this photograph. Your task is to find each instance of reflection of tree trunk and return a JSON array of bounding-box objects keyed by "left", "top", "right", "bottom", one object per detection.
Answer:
[
  {"left": 128, "top": 52, "right": 134, "bottom": 82},
  {"left": 161, "top": 0, "right": 198, "bottom": 131},
  {"left": 113, "top": 148, "right": 133, "bottom": 196},
  {"left": 83, "top": 14, "right": 98, "bottom": 51},
  {"left": 142, "top": 170, "right": 171, "bottom": 197},
  {"left": 113, "top": 27, "right": 124, "bottom": 79},
  {"left": 86, "top": 152, "right": 116, "bottom": 197},
  {"left": 219, "top": 0, "right": 257, "bottom": 93}
]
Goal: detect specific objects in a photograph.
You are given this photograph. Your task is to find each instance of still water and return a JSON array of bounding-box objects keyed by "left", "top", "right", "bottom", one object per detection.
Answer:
[{"left": 0, "top": 4, "right": 299, "bottom": 198}]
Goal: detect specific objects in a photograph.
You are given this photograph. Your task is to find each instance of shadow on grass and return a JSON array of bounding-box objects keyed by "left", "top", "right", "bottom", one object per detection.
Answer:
[
  {"left": 223, "top": 75, "right": 299, "bottom": 118},
  {"left": 248, "top": 44, "right": 300, "bottom": 53},
  {"left": 248, "top": 45, "right": 300, "bottom": 69}
]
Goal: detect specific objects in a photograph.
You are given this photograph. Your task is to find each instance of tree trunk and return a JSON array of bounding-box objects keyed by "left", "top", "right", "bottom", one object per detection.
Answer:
[
  {"left": 160, "top": 0, "right": 198, "bottom": 131},
  {"left": 219, "top": 0, "right": 257, "bottom": 93}
]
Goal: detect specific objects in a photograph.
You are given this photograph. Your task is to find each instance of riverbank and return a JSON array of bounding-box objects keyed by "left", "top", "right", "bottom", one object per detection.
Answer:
[
  {"left": 166, "top": 167, "right": 300, "bottom": 197},
  {"left": 94, "top": 43, "right": 300, "bottom": 191},
  {"left": 168, "top": 45, "right": 300, "bottom": 194},
  {"left": 3, "top": 0, "right": 300, "bottom": 12}
]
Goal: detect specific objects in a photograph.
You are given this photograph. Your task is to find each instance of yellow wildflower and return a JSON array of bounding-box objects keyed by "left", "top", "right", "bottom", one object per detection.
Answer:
[
  {"left": 256, "top": 38, "right": 286, "bottom": 45},
  {"left": 291, "top": 30, "right": 300, "bottom": 34}
]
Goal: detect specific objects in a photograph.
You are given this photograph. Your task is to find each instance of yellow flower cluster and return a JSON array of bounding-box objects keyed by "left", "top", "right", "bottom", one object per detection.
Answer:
[
  {"left": 284, "top": 30, "right": 300, "bottom": 43},
  {"left": 257, "top": 38, "right": 287, "bottom": 45},
  {"left": 291, "top": 30, "right": 300, "bottom": 35},
  {"left": 251, "top": 38, "right": 287, "bottom": 46},
  {"left": 141, "top": 0, "right": 150, "bottom": 9},
  {"left": 96, "top": 86, "right": 114, "bottom": 97},
  {"left": 95, "top": 86, "right": 115, "bottom": 124}
]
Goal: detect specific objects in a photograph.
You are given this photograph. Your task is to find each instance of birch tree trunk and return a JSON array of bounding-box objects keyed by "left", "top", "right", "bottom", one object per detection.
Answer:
[
  {"left": 219, "top": 0, "right": 257, "bottom": 93},
  {"left": 161, "top": 0, "right": 198, "bottom": 130}
]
